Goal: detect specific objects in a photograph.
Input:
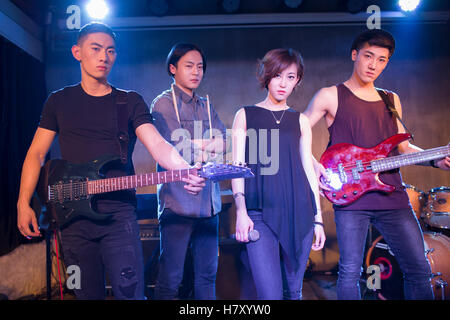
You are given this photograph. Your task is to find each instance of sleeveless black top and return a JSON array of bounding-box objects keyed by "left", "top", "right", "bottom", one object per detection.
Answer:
[
  {"left": 243, "top": 106, "right": 316, "bottom": 268},
  {"left": 327, "top": 84, "right": 410, "bottom": 211}
]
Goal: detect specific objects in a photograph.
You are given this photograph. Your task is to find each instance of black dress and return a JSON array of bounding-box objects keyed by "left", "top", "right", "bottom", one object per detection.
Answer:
[{"left": 243, "top": 106, "right": 316, "bottom": 268}]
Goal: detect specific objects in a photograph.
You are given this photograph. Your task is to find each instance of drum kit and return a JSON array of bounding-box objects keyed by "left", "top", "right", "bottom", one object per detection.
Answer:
[{"left": 365, "top": 185, "right": 450, "bottom": 300}]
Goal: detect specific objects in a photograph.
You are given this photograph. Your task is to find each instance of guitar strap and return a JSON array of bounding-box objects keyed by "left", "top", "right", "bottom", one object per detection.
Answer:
[
  {"left": 112, "top": 87, "right": 130, "bottom": 164},
  {"left": 376, "top": 88, "right": 414, "bottom": 140}
]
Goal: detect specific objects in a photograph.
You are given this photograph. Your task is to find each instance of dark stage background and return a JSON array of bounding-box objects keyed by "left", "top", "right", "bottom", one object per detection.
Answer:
[
  {"left": 0, "top": 36, "right": 47, "bottom": 256},
  {"left": 1, "top": 5, "right": 449, "bottom": 272}
]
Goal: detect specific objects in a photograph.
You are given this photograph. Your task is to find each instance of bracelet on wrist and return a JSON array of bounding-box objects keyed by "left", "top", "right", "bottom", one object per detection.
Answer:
[
  {"left": 314, "top": 221, "right": 324, "bottom": 227},
  {"left": 429, "top": 160, "right": 439, "bottom": 168},
  {"left": 233, "top": 192, "right": 245, "bottom": 199}
]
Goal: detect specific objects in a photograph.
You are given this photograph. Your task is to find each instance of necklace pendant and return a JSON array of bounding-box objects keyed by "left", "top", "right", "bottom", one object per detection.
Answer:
[{"left": 269, "top": 108, "right": 287, "bottom": 124}]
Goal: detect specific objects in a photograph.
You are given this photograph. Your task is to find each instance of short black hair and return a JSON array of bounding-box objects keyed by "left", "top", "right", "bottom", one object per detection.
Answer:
[
  {"left": 77, "top": 22, "right": 116, "bottom": 45},
  {"left": 166, "top": 43, "right": 207, "bottom": 77},
  {"left": 351, "top": 29, "right": 396, "bottom": 58}
]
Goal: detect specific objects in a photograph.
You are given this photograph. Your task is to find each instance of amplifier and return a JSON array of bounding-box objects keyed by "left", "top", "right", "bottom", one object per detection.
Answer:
[{"left": 138, "top": 219, "right": 159, "bottom": 240}]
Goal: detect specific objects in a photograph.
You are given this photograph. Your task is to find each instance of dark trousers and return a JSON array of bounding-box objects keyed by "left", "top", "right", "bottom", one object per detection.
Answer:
[
  {"left": 60, "top": 205, "right": 144, "bottom": 300},
  {"left": 245, "top": 210, "right": 314, "bottom": 300},
  {"left": 334, "top": 208, "right": 434, "bottom": 300},
  {"left": 154, "top": 210, "right": 219, "bottom": 300}
]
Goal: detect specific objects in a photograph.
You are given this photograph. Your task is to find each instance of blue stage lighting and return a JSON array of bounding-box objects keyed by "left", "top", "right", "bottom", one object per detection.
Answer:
[
  {"left": 398, "top": 0, "right": 421, "bottom": 12},
  {"left": 285, "top": 0, "right": 303, "bottom": 9},
  {"left": 86, "top": 0, "right": 109, "bottom": 19}
]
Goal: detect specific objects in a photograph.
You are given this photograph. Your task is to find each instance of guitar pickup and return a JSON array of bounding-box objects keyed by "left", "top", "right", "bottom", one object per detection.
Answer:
[
  {"left": 351, "top": 160, "right": 364, "bottom": 181},
  {"left": 338, "top": 163, "right": 348, "bottom": 184},
  {"left": 351, "top": 168, "right": 360, "bottom": 181},
  {"left": 356, "top": 160, "right": 364, "bottom": 172}
]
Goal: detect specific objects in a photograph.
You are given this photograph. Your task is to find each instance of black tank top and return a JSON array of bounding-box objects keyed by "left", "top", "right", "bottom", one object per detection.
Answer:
[
  {"left": 243, "top": 106, "right": 316, "bottom": 268},
  {"left": 327, "top": 84, "right": 410, "bottom": 211}
]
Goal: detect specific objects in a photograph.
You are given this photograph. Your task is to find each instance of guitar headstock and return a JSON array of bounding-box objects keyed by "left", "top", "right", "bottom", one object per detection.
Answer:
[{"left": 199, "top": 162, "right": 254, "bottom": 182}]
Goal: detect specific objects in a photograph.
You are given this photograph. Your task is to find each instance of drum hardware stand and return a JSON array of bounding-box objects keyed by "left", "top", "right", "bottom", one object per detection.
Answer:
[
  {"left": 35, "top": 201, "right": 63, "bottom": 300},
  {"left": 426, "top": 237, "right": 447, "bottom": 300},
  {"left": 31, "top": 194, "right": 59, "bottom": 300},
  {"left": 42, "top": 216, "right": 61, "bottom": 300},
  {"left": 367, "top": 224, "right": 374, "bottom": 245},
  {"left": 432, "top": 274, "right": 447, "bottom": 300}
]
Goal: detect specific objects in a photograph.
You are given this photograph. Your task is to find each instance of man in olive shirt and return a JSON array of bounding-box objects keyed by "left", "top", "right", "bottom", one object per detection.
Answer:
[{"left": 151, "top": 43, "right": 226, "bottom": 299}]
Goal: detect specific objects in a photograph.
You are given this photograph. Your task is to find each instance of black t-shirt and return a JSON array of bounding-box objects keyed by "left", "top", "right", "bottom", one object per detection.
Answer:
[
  {"left": 39, "top": 83, "right": 153, "bottom": 166},
  {"left": 39, "top": 84, "right": 153, "bottom": 210}
]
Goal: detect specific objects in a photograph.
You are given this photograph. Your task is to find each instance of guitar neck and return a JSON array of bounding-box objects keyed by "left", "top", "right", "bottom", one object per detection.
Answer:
[
  {"left": 87, "top": 168, "right": 197, "bottom": 195},
  {"left": 371, "top": 145, "right": 449, "bottom": 172}
]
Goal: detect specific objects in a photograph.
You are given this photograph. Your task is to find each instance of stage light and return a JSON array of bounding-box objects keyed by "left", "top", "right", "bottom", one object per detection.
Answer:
[
  {"left": 149, "top": 0, "right": 168, "bottom": 16},
  {"left": 398, "top": 0, "right": 421, "bottom": 12},
  {"left": 222, "top": 0, "right": 240, "bottom": 13},
  {"left": 284, "top": 0, "right": 303, "bottom": 9},
  {"left": 86, "top": 0, "right": 109, "bottom": 20},
  {"left": 346, "top": 0, "right": 366, "bottom": 14}
]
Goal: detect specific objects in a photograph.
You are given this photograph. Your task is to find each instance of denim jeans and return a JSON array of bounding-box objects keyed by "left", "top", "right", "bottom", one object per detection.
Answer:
[
  {"left": 245, "top": 210, "right": 314, "bottom": 300},
  {"left": 60, "top": 204, "right": 144, "bottom": 300},
  {"left": 334, "top": 208, "right": 434, "bottom": 300},
  {"left": 154, "top": 210, "right": 218, "bottom": 300}
]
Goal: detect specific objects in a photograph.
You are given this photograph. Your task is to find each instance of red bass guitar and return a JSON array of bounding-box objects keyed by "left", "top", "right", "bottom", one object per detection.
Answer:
[{"left": 319, "top": 133, "right": 449, "bottom": 206}]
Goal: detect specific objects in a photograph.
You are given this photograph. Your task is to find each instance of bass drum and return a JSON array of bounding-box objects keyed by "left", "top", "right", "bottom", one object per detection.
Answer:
[
  {"left": 365, "top": 232, "right": 450, "bottom": 300},
  {"left": 423, "top": 187, "right": 450, "bottom": 229}
]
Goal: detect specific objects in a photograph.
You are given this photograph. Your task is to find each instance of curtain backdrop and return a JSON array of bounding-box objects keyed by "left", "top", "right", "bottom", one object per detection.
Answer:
[{"left": 0, "top": 36, "right": 47, "bottom": 256}]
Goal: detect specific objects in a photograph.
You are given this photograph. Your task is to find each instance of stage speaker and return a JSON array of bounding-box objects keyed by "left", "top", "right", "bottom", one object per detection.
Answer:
[
  {"left": 139, "top": 219, "right": 160, "bottom": 299},
  {"left": 136, "top": 193, "right": 158, "bottom": 220}
]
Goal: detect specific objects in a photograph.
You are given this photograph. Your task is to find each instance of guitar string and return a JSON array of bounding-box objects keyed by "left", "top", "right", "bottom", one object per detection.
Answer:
[
  {"left": 326, "top": 147, "right": 447, "bottom": 172},
  {"left": 55, "top": 170, "right": 193, "bottom": 196},
  {"left": 53, "top": 166, "right": 246, "bottom": 196}
]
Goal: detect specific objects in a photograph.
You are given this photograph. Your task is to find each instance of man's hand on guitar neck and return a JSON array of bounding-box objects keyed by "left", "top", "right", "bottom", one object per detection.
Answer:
[
  {"left": 434, "top": 156, "right": 450, "bottom": 170},
  {"left": 182, "top": 162, "right": 206, "bottom": 195},
  {"left": 398, "top": 139, "right": 450, "bottom": 170}
]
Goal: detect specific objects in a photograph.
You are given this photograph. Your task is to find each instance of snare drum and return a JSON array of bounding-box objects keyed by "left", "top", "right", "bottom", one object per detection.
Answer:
[
  {"left": 423, "top": 187, "right": 450, "bottom": 229},
  {"left": 404, "top": 184, "right": 426, "bottom": 220},
  {"left": 365, "top": 232, "right": 450, "bottom": 300}
]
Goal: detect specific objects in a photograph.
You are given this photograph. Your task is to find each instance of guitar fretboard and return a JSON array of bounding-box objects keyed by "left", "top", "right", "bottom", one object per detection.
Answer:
[
  {"left": 87, "top": 168, "right": 197, "bottom": 195},
  {"left": 371, "top": 145, "right": 449, "bottom": 172}
]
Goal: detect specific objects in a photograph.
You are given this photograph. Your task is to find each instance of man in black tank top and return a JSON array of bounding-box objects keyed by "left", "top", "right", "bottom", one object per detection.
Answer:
[{"left": 305, "top": 29, "right": 449, "bottom": 300}]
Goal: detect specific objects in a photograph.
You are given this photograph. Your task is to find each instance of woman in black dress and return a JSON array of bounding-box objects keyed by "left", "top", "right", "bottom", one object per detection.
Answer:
[{"left": 231, "top": 48, "right": 326, "bottom": 300}]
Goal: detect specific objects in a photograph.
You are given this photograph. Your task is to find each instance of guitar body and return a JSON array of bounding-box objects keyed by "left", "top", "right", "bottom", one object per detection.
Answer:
[
  {"left": 320, "top": 133, "right": 411, "bottom": 206},
  {"left": 36, "top": 155, "right": 120, "bottom": 227}
]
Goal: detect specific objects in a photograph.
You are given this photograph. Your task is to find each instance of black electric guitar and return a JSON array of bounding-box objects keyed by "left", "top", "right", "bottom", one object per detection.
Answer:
[{"left": 36, "top": 155, "right": 253, "bottom": 227}]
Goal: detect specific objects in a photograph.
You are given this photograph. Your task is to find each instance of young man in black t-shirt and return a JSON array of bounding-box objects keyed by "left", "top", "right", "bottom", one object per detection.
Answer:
[{"left": 16, "top": 22, "right": 205, "bottom": 300}]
